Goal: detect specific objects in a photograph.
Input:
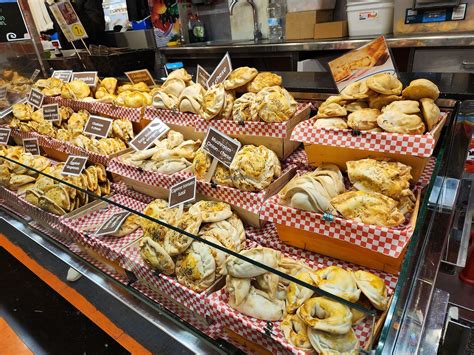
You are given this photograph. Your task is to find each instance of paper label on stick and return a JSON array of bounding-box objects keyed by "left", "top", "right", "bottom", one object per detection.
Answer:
[
  {"left": 169, "top": 176, "right": 196, "bottom": 208},
  {"left": 71, "top": 71, "right": 98, "bottom": 87},
  {"left": 207, "top": 52, "right": 232, "bottom": 88},
  {"left": 83, "top": 115, "right": 113, "bottom": 138},
  {"left": 28, "top": 88, "right": 44, "bottom": 109},
  {"left": 30, "top": 69, "right": 40, "bottom": 82},
  {"left": 328, "top": 36, "right": 397, "bottom": 92},
  {"left": 196, "top": 65, "right": 210, "bottom": 89},
  {"left": 125, "top": 69, "right": 155, "bottom": 86},
  {"left": 94, "top": 211, "right": 131, "bottom": 237},
  {"left": 129, "top": 119, "right": 169, "bottom": 151},
  {"left": 42, "top": 104, "right": 60, "bottom": 121},
  {"left": 203, "top": 127, "right": 241, "bottom": 168},
  {"left": 52, "top": 70, "right": 73, "bottom": 82},
  {"left": 61, "top": 155, "right": 87, "bottom": 176},
  {"left": 23, "top": 138, "right": 40, "bottom": 155},
  {"left": 0, "top": 87, "right": 7, "bottom": 100},
  {"left": 0, "top": 128, "right": 11, "bottom": 145}
]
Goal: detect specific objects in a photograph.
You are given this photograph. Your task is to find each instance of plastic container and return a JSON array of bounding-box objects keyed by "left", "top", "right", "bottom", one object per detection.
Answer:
[
  {"left": 287, "top": 0, "right": 336, "bottom": 13},
  {"left": 346, "top": 1, "right": 394, "bottom": 36}
]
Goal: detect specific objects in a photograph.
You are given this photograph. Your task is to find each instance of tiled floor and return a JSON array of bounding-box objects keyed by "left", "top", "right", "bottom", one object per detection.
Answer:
[{"left": 0, "top": 247, "right": 129, "bottom": 354}]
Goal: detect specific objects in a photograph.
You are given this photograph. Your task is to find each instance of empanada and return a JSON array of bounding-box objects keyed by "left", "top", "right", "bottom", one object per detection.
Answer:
[
  {"left": 345, "top": 101, "right": 368, "bottom": 112},
  {"left": 176, "top": 242, "right": 216, "bottom": 292},
  {"left": 341, "top": 80, "right": 369, "bottom": 99},
  {"left": 286, "top": 271, "right": 319, "bottom": 314},
  {"left": 223, "top": 247, "right": 281, "bottom": 278},
  {"left": 188, "top": 200, "right": 232, "bottom": 223},
  {"left": 402, "top": 78, "right": 439, "bottom": 100},
  {"left": 246, "top": 72, "right": 282, "bottom": 93},
  {"left": 202, "top": 84, "right": 226, "bottom": 120},
  {"left": 313, "top": 118, "right": 348, "bottom": 130},
  {"left": 353, "top": 270, "right": 389, "bottom": 311},
  {"left": 315, "top": 266, "right": 360, "bottom": 302},
  {"left": 162, "top": 78, "right": 186, "bottom": 98},
  {"left": 178, "top": 83, "right": 205, "bottom": 115},
  {"left": 347, "top": 108, "right": 380, "bottom": 131},
  {"left": 420, "top": 98, "right": 441, "bottom": 131},
  {"left": 368, "top": 94, "right": 402, "bottom": 110},
  {"left": 377, "top": 110, "right": 426, "bottom": 135},
  {"left": 281, "top": 314, "right": 312, "bottom": 350},
  {"left": 252, "top": 86, "right": 297, "bottom": 123},
  {"left": 308, "top": 328, "right": 359, "bottom": 355},
  {"left": 140, "top": 237, "right": 175, "bottom": 275},
  {"left": 366, "top": 73, "right": 402, "bottom": 95},
  {"left": 232, "top": 92, "right": 257, "bottom": 122},
  {"left": 152, "top": 91, "right": 178, "bottom": 110},
  {"left": 192, "top": 148, "right": 211, "bottom": 180},
  {"left": 382, "top": 100, "right": 420, "bottom": 114},
  {"left": 167, "top": 68, "right": 192, "bottom": 83},
  {"left": 316, "top": 103, "right": 347, "bottom": 118},
  {"left": 223, "top": 67, "right": 258, "bottom": 90},
  {"left": 211, "top": 163, "right": 234, "bottom": 187}
]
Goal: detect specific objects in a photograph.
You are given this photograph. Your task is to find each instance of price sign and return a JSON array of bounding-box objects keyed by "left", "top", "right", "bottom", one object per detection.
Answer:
[
  {"left": 42, "top": 104, "right": 60, "bottom": 121},
  {"left": 83, "top": 115, "right": 113, "bottom": 138},
  {"left": 94, "top": 211, "right": 130, "bottom": 237},
  {"left": 0, "top": 128, "right": 11, "bottom": 145},
  {"left": 196, "top": 65, "right": 210, "bottom": 89},
  {"left": 129, "top": 119, "right": 169, "bottom": 151},
  {"left": 23, "top": 138, "right": 40, "bottom": 155},
  {"left": 30, "top": 69, "right": 40, "bottom": 82},
  {"left": 207, "top": 52, "right": 232, "bottom": 88},
  {"left": 0, "top": 87, "right": 7, "bottom": 100},
  {"left": 169, "top": 177, "right": 196, "bottom": 208},
  {"left": 71, "top": 71, "right": 98, "bottom": 87},
  {"left": 125, "top": 69, "right": 155, "bottom": 86},
  {"left": 203, "top": 127, "right": 241, "bottom": 168},
  {"left": 61, "top": 155, "right": 87, "bottom": 176},
  {"left": 28, "top": 88, "right": 44, "bottom": 109},
  {"left": 52, "top": 70, "right": 73, "bottom": 82}
]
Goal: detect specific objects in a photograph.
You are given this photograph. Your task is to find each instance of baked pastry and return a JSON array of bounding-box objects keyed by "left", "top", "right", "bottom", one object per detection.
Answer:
[
  {"left": 346, "top": 158, "right": 412, "bottom": 200},
  {"left": 178, "top": 83, "right": 205, "bottom": 115},
  {"left": 353, "top": 270, "right": 389, "bottom": 311},
  {"left": 331, "top": 190, "right": 406, "bottom": 227},
  {"left": 99, "top": 77, "right": 117, "bottom": 94},
  {"left": 246, "top": 72, "right": 282, "bottom": 93},
  {"left": 162, "top": 78, "right": 186, "bottom": 98},
  {"left": 188, "top": 200, "right": 232, "bottom": 223},
  {"left": 223, "top": 67, "right": 258, "bottom": 90},
  {"left": 221, "top": 91, "right": 234, "bottom": 120},
  {"left": 252, "top": 86, "right": 297, "bottom": 123},
  {"left": 140, "top": 237, "right": 175, "bottom": 275},
  {"left": 297, "top": 297, "right": 353, "bottom": 334},
  {"left": 192, "top": 148, "right": 212, "bottom": 180},
  {"left": 123, "top": 91, "right": 148, "bottom": 108},
  {"left": 167, "top": 68, "right": 192, "bottom": 83},
  {"left": 316, "top": 102, "right": 347, "bottom": 118},
  {"left": 377, "top": 110, "right": 426, "bottom": 135},
  {"left": 279, "top": 165, "right": 345, "bottom": 214},
  {"left": 61, "top": 80, "right": 91, "bottom": 99},
  {"left": 402, "top": 78, "right": 440, "bottom": 100},
  {"left": 152, "top": 91, "right": 178, "bottom": 110},
  {"left": 286, "top": 271, "right": 319, "bottom": 314},
  {"left": 341, "top": 80, "right": 369, "bottom": 99},
  {"left": 202, "top": 84, "right": 226, "bottom": 120},
  {"left": 281, "top": 314, "right": 312, "bottom": 350},
  {"left": 112, "top": 119, "right": 134, "bottom": 141},
  {"left": 163, "top": 212, "right": 202, "bottom": 256},
  {"left": 211, "top": 163, "right": 234, "bottom": 187},
  {"left": 346, "top": 101, "right": 368, "bottom": 112},
  {"left": 316, "top": 266, "right": 360, "bottom": 302},
  {"left": 223, "top": 247, "right": 281, "bottom": 278},
  {"left": 232, "top": 92, "right": 257, "bottom": 122},
  {"left": 420, "top": 98, "right": 441, "bottom": 131},
  {"left": 308, "top": 328, "right": 359, "bottom": 355},
  {"left": 347, "top": 108, "right": 380, "bottom": 131},
  {"left": 176, "top": 241, "right": 216, "bottom": 292},
  {"left": 366, "top": 73, "right": 403, "bottom": 95},
  {"left": 368, "top": 94, "right": 402, "bottom": 110},
  {"left": 382, "top": 100, "right": 420, "bottom": 114},
  {"left": 226, "top": 277, "right": 285, "bottom": 321},
  {"left": 199, "top": 213, "right": 245, "bottom": 252},
  {"left": 230, "top": 145, "right": 281, "bottom": 192}
]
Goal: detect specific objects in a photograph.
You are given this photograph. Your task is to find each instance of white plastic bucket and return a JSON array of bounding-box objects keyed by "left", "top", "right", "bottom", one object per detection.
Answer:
[{"left": 347, "top": 1, "right": 394, "bottom": 36}]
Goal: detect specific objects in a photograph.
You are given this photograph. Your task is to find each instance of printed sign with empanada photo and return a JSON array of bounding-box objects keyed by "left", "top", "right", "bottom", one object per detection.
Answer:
[{"left": 328, "top": 36, "right": 396, "bottom": 92}]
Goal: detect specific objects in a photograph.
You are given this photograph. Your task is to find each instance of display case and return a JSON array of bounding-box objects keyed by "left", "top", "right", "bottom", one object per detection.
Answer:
[{"left": 0, "top": 19, "right": 473, "bottom": 352}]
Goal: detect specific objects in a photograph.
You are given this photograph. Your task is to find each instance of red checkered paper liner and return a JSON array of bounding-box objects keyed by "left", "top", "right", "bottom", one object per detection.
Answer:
[
  {"left": 64, "top": 142, "right": 116, "bottom": 166},
  {"left": 60, "top": 194, "right": 146, "bottom": 262},
  {"left": 282, "top": 146, "right": 309, "bottom": 170},
  {"left": 416, "top": 157, "right": 436, "bottom": 188},
  {"left": 110, "top": 181, "right": 155, "bottom": 204},
  {"left": 261, "top": 194, "right": 414, "bottom": 259},
  {"left": 29, "top": 221, "right": 72, "bottom": 247},
  {"left": 107, "top": 156, "right": 192, "bottom": 190},
  {"left": 43, "top": 96, "right": 94, "bottom": 112},
  {"left": 10, "top": 128, "right": 68, "bottom": 153},
  {"left": 119, "top": 242, "right": 219, "bottom": 319},
  {"left": 0, "top": 186, "right": 30, "bottom": 218},
  {"left": 291, "top": 112, "right": 448, "bottom": 158},
  {"left": 194, "top": 103, "right": 311, "bottom": 139},
  {"left": 143, "top": 106, "right": 198, "bottom": 126}
]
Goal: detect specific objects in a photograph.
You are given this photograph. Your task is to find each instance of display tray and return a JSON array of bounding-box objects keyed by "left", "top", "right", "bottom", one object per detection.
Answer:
[
  {"left": 142, "top": 103, "right": 312, "bottom": 160},
  {"left": 260, "top": 186, "right": 421, "bottom": 274},
  {"left": 43, "top": 96, "right": 143, "bottom": 122},
  {"left": 292, "top": 111, "right": 448, "bottom": 181},
  {"left": 207, "top": 235, "right": 396, "bottom": 354},
  {"left": 196, "top": 166, "right": 296, "bottom": 228},
  {"left": 107, "top": 151, "right": 192, "bottom": 200}
]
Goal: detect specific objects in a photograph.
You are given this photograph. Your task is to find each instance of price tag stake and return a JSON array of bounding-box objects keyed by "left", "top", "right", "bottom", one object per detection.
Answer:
[
  {"left": 168, "top": 177, "right": 196, "bottom": 209},
  {"left": 129, "top": 120, "right": 169, "bottom": 151},
  {"left": 23, "top": 138, "right": 40, "bottom": 156},
  {"left": 0, "top": 128, "right": 11, "bottom": 146},
  {"left": 83, "top": 115, "right": 113, "bottom": 139}
]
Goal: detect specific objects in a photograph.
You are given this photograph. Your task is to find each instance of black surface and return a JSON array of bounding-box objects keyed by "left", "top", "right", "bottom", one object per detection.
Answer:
[
  {"left": 276, "top": 72, "right": 474, "bottom": 100},
  {"left": 0, "top": 247, "right": 129, "bottom": 355}
]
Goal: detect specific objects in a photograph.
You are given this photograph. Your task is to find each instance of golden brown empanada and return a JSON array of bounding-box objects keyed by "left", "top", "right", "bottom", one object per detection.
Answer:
[
  {"left": 223, "top": 67, "right": 258, "bottom": 90},
  {"left": 366, "top": 73, "right": 402, "bottom": 95},
  {"left": 347, "top": 108, "right": 380, "bottom": 131},
  {"left": 402, "top": 78, "right": 440, "bottom": 100},
  {"left": 246, "top": 72, "right": 282, "bottom": 93}
]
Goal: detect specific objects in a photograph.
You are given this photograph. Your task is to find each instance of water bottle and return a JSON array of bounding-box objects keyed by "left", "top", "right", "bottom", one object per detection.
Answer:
[{"left": 267, "top": 0, "right": 283, "bottom": 40}]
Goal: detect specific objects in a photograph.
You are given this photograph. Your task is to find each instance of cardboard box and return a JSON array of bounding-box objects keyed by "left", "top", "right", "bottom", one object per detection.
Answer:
[
  {"left": 314, "top": 20, "right": 348, "bottom": 39},
  {"left": 286, "top": 10, "right": 333, "bottom": 40}
]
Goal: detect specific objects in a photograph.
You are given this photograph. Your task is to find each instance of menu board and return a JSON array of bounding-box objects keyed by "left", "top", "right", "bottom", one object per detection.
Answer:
[{"left": 0, "top": 0, "right": 30, "bottom": 42}]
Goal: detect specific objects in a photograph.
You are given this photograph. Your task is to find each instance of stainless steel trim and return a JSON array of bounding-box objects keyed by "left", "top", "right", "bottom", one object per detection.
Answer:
[
  {"left": 456, "top": 180, "right": 474, "bottom": 267},
  {"left": 0, "top": 212, "right": 224, "bottom": 355},
  {"left": 160, "top": 33, "right": 474, "bottom": 54}
]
